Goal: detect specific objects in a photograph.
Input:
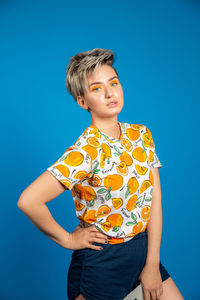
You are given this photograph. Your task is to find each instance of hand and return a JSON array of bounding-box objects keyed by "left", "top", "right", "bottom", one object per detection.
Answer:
[
  {"left": 138, "top": 263, "right": 163, "bottom": 300},
  {"left": 66, "top": 224, "right": 109, "bottom": 251}
]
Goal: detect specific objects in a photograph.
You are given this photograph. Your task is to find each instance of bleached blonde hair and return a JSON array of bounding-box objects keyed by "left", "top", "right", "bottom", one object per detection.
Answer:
[{"left": 65, "top": 48, "right": 119, "bottom": 112}]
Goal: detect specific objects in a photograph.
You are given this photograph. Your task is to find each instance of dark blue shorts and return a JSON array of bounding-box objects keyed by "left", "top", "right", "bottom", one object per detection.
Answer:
[{"left": 67, "top": 230, "right": 170, "bottom": 300}]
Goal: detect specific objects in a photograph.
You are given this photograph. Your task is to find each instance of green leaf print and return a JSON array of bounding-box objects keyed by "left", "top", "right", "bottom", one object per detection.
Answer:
[
  {"left": 126, "top": 221, "right": 137, "bottom": 226},
  {"left": 136, "top": 196, "right": 142, "bottom": 205},
  {"left": 105, "top": 192, "right": 111, "bottom": 201},
  {"left": 125, "top": 189, "right": 130, "bottom": 198},
  {"left": 114, "top": 152, "right": 120, "bottom": 157},
  {"left": 150, "top": 188, "right": 153, "bottom": 196},
  {"left": 90, "top": 199, "right": 95, "bottom": 206},
  {"left": 112, "top": 226, "right": 120, "bottom": 232},
  {"left": 94, "top": 162, "right": 99, "bottom": 168},
  {"left": 97, "top": 188, "right": 107, "bottom": 194},
  {"left": 93, "top": 162, "right": 101, "bottom": 174},
  {"left": 145, "top": 197, "right": 152, "bottom": 202},
  {"left": 76, "top": 141, "right": 81, "bottom": 147},
  {"left": 114, "top": 145, "right": 121, "bottom": 154},
  {"left": 137, "top": 196, "right": 144, "bottom": 208},
  {"left": 131, "top": 212, "right": 137, "bottom": 222},
  {"left": 95, "top": 225, "right": 103, "bottom": 232},
  {"left": 94, "top": 169, "right": 100, "bottom": 174},
  {"left": 101, "top": 133, "right": 110, "bottom": 139},
  {"left": 142, "top": 142, "right": 148, "bottom": 156}
]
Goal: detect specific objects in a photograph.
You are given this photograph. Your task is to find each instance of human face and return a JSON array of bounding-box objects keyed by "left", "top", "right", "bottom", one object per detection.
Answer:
[{"left": 77, "top": 65, "right": 124, "bottom": 119}]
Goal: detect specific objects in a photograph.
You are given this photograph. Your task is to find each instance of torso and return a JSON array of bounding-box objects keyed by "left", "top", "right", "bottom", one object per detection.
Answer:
[{"left": 70, "top": 122, "right": 161, "bottom": 244}]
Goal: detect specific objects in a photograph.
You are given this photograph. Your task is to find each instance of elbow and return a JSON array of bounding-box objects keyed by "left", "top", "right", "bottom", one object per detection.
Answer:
[
  {"left": 17, "top": 193, "right": 24, "bottom": 208},
  {"left": 17, "top": 194, "right": 32, "bottom": 210},
  {"left": 17, "top": 199, "right": 24, "bottom": 209},
  {"left": 17, "top": 197, "right": 27, "bottom": 210}
]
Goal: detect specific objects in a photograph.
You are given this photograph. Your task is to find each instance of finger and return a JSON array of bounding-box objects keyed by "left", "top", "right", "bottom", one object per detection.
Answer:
[
  {"left": 156, "top": 284, "right": 163, "bottom": 298},
  {"left": 90, "top": 226, "right": 108, "bottom": 240},
  {"left": 89, "top": 233, "right": 108, "bottom": 244},
  {"left": 159, "top": 286, "right": 163, "bottom": 297},
  {"left": 156, "top": 290, "right": 161, "bottom": 299},
  {"left": 155, "top": 289, "right": 161, "bottom": 299},
  {"left": 95, "top": 237, "right": 109, "bottom": 244},
  {"left": 88, "top": 243, "right": 104, "bottom": 251},
  {"left": 143, "top": 289, "right": 151, "bottom": 300},
  {"left": 151, "top": 290, "right": 157, "bottom": 300},
  {"left": 100, "top": 233, "right": 109, "bottom": 240},
  {"left": 155, "top": 289, "right": 161, "bottom": 300}
]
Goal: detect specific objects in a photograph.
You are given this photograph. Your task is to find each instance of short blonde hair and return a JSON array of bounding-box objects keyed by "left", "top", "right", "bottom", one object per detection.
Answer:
[{"left": 65, "top": 48, "right": 119, "bottom": 112}]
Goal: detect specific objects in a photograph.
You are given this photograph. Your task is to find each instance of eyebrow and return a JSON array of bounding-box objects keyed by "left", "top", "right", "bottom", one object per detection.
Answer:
[{"left": 89, "top": 76, "right": 118, "bottom": 87}]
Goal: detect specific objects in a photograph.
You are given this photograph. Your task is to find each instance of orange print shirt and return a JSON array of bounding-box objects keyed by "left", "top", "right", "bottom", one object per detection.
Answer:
[{"left": 47, "top": 122, "right": 163, "bottom": 245}]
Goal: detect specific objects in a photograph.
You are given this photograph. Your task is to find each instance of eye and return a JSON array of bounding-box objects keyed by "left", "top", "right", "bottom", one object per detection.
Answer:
[
  {"left": 91, "top": 85, "right": 101, "bottom": 92},
  {"left": 94, "top": 87, "right": 101, "bottom": 92},
  {"left": 110, "top": 80, "right": 118, "bottom": 86}
]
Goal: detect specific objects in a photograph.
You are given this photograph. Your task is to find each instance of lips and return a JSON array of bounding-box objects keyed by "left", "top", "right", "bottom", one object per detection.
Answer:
[{"left": 107, "top": 100, "right": 118, "bottom": 106}]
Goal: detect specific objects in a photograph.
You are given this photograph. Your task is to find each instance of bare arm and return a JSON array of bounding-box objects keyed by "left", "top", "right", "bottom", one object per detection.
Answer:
[
  {"left": 18, "top": 169, "right": 109, "bottom": 251},
  {"left": 138, "top": 167, "right": 164, "bottom": 299},
  {"left": 17, "top": 170, "right": 71, "bottom": 249},
  {"left": 146, "top": 167, "right": 163, "bottom": 266}
]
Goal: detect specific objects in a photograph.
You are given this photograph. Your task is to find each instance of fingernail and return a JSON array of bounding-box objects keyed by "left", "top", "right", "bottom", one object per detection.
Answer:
[{"left": 99, "top": 247, "right": 103, "bottom": 250}]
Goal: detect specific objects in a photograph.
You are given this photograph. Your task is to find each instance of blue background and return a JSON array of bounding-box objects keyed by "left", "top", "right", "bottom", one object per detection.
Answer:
[{"left": 1, "top": 0, "right": 199, "bottom": 299}]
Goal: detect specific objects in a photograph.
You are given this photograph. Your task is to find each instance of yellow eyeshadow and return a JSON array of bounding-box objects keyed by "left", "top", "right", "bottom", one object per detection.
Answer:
[
  {"left": 90, "top": 80, "right": 118, "bottom": 91},
  {"left": 91, "top": 85, "right": 101, "bottom": 91}
]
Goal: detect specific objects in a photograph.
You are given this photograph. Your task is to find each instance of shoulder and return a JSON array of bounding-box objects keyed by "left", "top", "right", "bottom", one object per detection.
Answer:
[
  {"left": 130, "top": 123, "right": 153, "bottom": 135},
  {"left": 125, "top": 122, "right": 145, "bottom": 129},
  {"left": 73, "top": 124, "right": 101, "bottom": 148},
  {"left": 125, "top": 123, "right": 150, "bottom": 134},
  {"left": 125, "top": 123, "right": 155, "bottom": 147}
]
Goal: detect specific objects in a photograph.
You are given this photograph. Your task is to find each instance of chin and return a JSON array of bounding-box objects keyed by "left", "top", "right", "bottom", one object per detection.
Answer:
[{"left": 107, "top": 108, "right": 123, "bottom": 117}]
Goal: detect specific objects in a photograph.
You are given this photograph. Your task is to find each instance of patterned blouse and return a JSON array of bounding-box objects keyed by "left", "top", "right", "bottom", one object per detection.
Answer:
[{"left": 47, "top": 122, "right": 163, "bottom": 244}]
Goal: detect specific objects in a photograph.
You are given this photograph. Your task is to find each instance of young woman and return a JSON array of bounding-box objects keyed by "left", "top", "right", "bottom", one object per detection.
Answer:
[{"left": 17, "top": 48, "right": 184, "bottom": 300}]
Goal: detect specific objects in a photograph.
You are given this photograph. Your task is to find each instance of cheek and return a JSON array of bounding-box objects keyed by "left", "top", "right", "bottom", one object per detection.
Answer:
[
  {"left": 114, "top": 85, "right": 123, "bottom": 96},
  {"left": 88, "top": 95, "right": 105, "bottom": 108},
  {"left": 94, "top": 93, "right": 105, "bottom": 103},
  {"left": 119, "top": 86, "right": 123, "bottom": 96},
  {"left": 116, "top": 86, "right": 124, "bottom": 101}
]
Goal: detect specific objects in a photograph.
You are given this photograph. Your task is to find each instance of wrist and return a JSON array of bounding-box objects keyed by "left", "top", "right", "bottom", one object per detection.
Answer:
[
  {"left": 145, "top": 257, "right": 160, "bottom": 267},
  {"left": 64, "top": 232, "right": 72, "bottom": 249}
]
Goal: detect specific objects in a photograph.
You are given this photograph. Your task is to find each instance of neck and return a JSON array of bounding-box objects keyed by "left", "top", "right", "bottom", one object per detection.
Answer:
[{"left": 91, "top": 118, "right": 121, "bottom": 139}]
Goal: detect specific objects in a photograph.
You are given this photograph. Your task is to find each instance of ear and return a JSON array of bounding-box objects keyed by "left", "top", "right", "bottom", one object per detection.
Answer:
[{"left": 77, "top": 95, "right": 89, "bottom": 110}]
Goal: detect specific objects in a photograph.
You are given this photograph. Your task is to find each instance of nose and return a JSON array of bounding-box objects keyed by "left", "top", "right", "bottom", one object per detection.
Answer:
[{"left": 104, "top": 85, "right": 114, "bottom": 98}]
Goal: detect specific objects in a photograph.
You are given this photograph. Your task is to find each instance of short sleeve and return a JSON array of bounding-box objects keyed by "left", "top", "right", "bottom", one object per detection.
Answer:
[
  {"left": 145, "top": 126, "right": 163, "bottom": 169},
  {"left": 46, "top": 145, "right": 92, "bottom": 190}
]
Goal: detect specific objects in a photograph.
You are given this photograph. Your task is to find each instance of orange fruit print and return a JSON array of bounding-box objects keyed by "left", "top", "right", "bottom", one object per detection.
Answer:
[{"left": 47, "top": 122, "right": 163, "bottom": 244}]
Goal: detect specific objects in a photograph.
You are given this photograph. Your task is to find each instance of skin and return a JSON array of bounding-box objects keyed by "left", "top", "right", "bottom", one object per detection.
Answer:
[{"left": 17, "top": 64, "right": 184, "bottom": 300}]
